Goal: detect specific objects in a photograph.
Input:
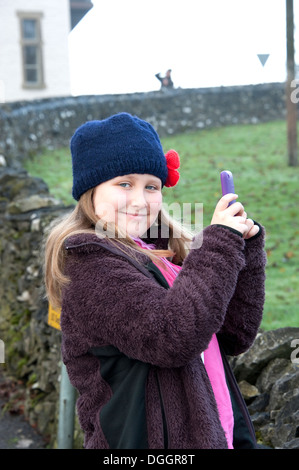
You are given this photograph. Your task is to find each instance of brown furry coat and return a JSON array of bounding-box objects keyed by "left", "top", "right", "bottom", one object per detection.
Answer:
[{"left": 61, "top": 223, "right": 266, "bottom": 449}]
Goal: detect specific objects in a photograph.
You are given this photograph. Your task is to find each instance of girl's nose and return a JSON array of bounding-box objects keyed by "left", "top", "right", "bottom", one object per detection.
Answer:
[{"left": 130, "top": 189, "right": 147, "bottom": 208}]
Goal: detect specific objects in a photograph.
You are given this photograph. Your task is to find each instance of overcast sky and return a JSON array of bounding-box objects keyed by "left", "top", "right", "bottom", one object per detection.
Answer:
[{"left": 68, "top": 0, "right": 299, "bottom": 95}]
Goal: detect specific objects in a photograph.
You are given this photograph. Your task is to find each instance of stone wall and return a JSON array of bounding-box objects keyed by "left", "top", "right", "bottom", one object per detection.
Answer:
[
  {"left": 229, "top": 328, "right": 299, "bottom": 449},
  {"left": 0, "top": 82, "right": 287, "bottom": 169},
  {"left": 0, "top": 168, "right": 71, "bottom": 444},
  {"left": 1, "top": 84, "right": 299, "bottom": 449}
]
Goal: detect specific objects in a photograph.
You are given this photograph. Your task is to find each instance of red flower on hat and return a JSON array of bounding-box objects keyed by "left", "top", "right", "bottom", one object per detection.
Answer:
[{"left": 165, "top": 149, "right": 180, "bottom": 187}]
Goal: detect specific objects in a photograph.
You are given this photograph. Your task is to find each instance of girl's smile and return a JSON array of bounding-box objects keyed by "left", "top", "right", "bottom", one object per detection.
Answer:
[{"left": 121, "top": 212, "right": 146, "bottom": 218}]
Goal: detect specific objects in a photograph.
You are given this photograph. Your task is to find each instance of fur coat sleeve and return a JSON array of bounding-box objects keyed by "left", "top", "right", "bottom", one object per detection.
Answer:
[
  {"left": 61, "top": 224, "right": 266, "bottom": 369},
  {"left": 217, "top": 224, "right": 267, "bottom": 355}
]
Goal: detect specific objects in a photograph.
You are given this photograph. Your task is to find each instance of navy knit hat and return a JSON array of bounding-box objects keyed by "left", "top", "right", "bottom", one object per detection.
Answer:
[{"left": 70, "top": 112, "right": 170, "bottom": 201}]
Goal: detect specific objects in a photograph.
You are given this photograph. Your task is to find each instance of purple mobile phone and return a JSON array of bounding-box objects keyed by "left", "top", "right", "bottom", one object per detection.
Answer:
[{"left": 220, "top": 170, "right": 235, "bottom": 206}]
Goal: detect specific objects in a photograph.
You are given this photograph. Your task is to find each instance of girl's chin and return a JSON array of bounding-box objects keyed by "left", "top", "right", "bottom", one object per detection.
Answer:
[
  {"left": 125, "top": 221, "right": 149, "bottom": 238},
  {"left": 95, "top": 217, "right": 149, "bottom": 239},
  {"left": 126, "top": 227, "right": 147, "bottom": 238}
]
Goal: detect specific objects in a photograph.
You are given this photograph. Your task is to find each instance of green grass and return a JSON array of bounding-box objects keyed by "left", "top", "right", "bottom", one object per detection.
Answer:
[
  {"left": 25, "top": 147, "right": 74, "bottom": 206},
  {"left": 24, "top": 120, "right": 299, "bottom": 330}
]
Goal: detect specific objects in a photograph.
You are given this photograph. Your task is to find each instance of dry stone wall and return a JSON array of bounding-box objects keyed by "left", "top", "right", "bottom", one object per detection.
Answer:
[
  {"left": 0, "top": 83, "right": 287, "bottom": 169},
  {"left": 229, "top": 328, "right": 299, "bottom": 449}
]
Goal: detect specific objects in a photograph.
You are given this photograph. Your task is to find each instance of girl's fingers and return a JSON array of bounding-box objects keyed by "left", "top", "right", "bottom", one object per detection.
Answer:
[
  {"left": 213, "top": 195, "right": 259, "bottom": 239},
  {"left": 227, "top": 201, "right": 244, "bottom": 216},
  {"left": 244, "top": 221, "right": 260, "bottom": 239},
  {"left": 216, "top": 193, "right": 238, "bottom": 211},
  {"left": 234, "top": 216, "right": 247, "bottom": 225}
]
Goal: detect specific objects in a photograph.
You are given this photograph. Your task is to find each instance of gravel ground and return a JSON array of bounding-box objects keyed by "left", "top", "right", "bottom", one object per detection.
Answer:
[{"left": 0, "top": 371, "right": 47, "bottom": 449}]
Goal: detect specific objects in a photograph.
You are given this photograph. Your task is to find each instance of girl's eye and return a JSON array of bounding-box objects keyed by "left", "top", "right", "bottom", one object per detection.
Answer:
[{"left": 118, "top": 182, "right": 158, "bottom": 190}]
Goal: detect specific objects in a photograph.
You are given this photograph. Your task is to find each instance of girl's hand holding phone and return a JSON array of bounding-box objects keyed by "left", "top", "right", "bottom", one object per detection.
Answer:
[
  {"left": 212, "top": 170, "right": 260, "bottom": 239},
  {"left": 210, "top": 194, "right": 260, "bottom": 239}
]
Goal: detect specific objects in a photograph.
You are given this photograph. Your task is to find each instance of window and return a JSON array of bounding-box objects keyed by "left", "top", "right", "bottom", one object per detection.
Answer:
[{"left": 18, "top": 12, "right": 45, "bottom": 89}]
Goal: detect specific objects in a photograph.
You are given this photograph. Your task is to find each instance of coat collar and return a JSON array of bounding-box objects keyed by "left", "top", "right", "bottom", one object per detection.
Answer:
[
  {"left": 64, "top": 230, "right": 164, "bottom": 282},
  {"left": 64, "top": 223, "right": 169, "bottom": 253}
]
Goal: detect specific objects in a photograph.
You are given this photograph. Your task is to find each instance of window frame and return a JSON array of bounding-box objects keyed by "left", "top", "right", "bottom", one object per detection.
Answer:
[{"left": 17, "top": 11, "right": 45, "bottom": 90}]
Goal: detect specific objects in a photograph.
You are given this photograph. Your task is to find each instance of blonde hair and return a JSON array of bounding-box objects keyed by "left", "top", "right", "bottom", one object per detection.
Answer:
[{"left": 44, "top": 188, "right": 193, "bottom": 309}]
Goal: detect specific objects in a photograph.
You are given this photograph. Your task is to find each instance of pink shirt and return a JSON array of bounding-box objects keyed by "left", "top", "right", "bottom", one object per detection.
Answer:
[{"left": 133, "top": 237, "right": 234, "bottom": 448}]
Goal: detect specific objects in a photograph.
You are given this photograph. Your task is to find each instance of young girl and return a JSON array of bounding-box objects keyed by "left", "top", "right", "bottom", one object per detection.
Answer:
[{"left": 44, "top": 112, "right": 266, "bottom": 449}]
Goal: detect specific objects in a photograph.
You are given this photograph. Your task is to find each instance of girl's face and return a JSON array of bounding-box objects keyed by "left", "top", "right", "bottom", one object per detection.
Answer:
[{"left": 93, "top": 173, "right": 163, "bottom": 238}]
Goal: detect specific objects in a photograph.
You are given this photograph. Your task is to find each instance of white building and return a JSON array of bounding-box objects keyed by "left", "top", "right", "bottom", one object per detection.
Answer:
[{"left": 0, "top": 0, "right": 92, "bottom": 103}]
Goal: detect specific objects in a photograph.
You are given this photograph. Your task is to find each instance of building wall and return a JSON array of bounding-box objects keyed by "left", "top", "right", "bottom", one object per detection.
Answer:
[{"left": 0, "top": 0, "right": 71, "bottom": 103}]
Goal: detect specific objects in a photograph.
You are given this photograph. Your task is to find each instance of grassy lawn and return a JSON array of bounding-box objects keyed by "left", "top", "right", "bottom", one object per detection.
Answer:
[{"left": 24, "top": 120, "right": 299, "bottom": 331}]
